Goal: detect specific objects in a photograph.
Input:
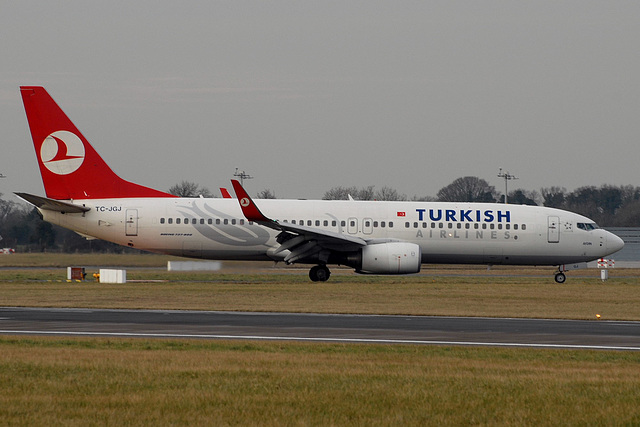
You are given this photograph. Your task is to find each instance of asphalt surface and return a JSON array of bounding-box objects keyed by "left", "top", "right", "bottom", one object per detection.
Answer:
[{"left": 1, "top": 307, "right": 639, "bottom": 350}]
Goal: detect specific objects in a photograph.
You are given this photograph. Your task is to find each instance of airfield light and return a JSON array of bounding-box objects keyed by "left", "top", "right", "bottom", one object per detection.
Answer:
[
  {"left": 497, "top": 168, "right": 518, "bottom": 204},
  {"left": 233, "top": 168, "right": 253, "bottom": 186}
]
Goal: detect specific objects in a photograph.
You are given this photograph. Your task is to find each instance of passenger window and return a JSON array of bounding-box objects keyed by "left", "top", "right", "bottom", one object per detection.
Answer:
[
  {"left": 381, "top": 221, "right": 386, "bottom": 228},
  {"left": 457, "top": 223, "right": 462, "bottom": 229},
  {"left": 332, "top": 221, "right": 337, "bottom": 227},
  {"left": 232, "top": 219, "right": 236, "bottom": 225},
  {"left": 307, "top": 220, "right": 312, "bottom": 226},
  {"left": 224, "top": 219, "right": 228, "bottom": 225},
  {"left": 168, "top": 218, "right": 173, "bottom": 224},
  {"left": 192, "top": 218, "right": 197, "bottom": 224},
  {"left": 216, "top": 219, "right": 221, "bottom": 225},
  {"left": 176, "top": 218, "right": 181, "bottom": 224},
  {"left": 405, "top": 222, "right": 410, "bottom": 228},
  {"left": 208, "top": 219, "right": 213, "bottom": 224},
  {"left": 513, "top": 224, "right": 518, "bottom": 230},
  {"left": 414, "top": 222, "right": 418, "bottom": 228},
  {"left": 200, "top": 219, "right": 204, "bottom": 224},
  {"left": 522, "top": 224, "right": 527, "bottom": 230},
  {"left": 448, "top": 223, "right": 453, "bottom": 229},
  {"left": 160, "top": 218, "right": 165, "bottom": 224},
  {"left": 324, "top": 220, "right": 328, "bottom": 226},
  {"left": 373, "top": 221, "right": 378, "bottom": 227},
  {"left": 240, "top": 219, "right": 245, "bottom": 225},
  {"left": 482, "top": 223, "right": 487, "bottom": 229},
  {"left": 341, "top": 221, "right": 346, "bottom": 227},
  {"left": 389, "top": 222, "right": 393, "bottom": 228}
]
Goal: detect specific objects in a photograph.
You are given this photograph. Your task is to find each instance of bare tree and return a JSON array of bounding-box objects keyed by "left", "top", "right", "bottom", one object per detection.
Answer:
[
  {"left": 375, "top": 186, "right": 407, "bottom": 201},
  {"left": 323, "top": 186, "right": 375, "bottom": 200},
  {"left": 541, "top": 186, "right": 567, "bottom": 208},
  {"left": 0, "top": 193, "right": 16, "bottom": 223},
  {"left": 504, "top": 189, "right": 539, "bottom": 205},
  {"left": 323, "top": 186, "right": 353, "bottom": 200},
  {"left": 168, "top": 181, "right": 214, "bottom": 198},
  {"left": 257, "top": 188, "right": 277, "bottom": 199},
  {"left": 437, "top": 177, "right": 496, "bottom": 202}
]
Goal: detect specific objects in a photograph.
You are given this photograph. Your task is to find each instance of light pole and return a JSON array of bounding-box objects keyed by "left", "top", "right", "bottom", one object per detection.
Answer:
[
  {"left": 233, "top": 168, "right": 253, "bottom": 186},
  {"left": 497, "top": 168, "right": 517, "bottom": 204}
]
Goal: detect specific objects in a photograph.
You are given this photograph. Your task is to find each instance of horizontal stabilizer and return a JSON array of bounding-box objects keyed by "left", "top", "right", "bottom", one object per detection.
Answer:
[{"left": 15, "top": 192, "right": 90, "bottom": 213}]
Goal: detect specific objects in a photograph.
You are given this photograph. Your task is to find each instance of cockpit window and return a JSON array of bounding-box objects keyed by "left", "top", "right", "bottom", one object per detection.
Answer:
[{"left": 577, "top": 222, "right": 599, "bottom": 231}]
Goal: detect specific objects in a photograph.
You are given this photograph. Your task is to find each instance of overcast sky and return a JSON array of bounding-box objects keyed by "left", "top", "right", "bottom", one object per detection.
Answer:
[{"left": 1, "top": 1, "right": 639, "bottom": 201}]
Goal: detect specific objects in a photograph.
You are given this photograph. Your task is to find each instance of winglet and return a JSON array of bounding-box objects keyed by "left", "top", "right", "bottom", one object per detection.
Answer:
[
  {"left": 231, "top": 179, "right": 277, "bottom": 226},
  {"left": 220, "top": 188, "right": 232, "bottom": 199}
]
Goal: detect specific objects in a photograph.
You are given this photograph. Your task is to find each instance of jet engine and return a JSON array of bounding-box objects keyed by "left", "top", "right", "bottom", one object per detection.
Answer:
[{"left": 350, "top": 242, "right": 422, "bottom": 274}]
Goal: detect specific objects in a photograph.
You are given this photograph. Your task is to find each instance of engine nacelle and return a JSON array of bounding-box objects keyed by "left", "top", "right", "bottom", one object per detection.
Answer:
[{"left": 356, "top": 242, "right": 422, "bottom": 275}]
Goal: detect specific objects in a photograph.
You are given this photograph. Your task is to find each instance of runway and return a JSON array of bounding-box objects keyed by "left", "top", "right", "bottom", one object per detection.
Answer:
[{"left": 1, "top": 307, "right": 639, "bottom": 350}]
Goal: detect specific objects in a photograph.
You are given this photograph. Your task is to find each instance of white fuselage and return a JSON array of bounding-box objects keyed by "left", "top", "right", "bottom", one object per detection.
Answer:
[{"left": 41, "top": 197, "right": 623, "bottom": 266}]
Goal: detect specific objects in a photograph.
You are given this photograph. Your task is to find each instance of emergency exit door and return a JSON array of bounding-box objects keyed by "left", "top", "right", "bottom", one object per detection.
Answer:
[{"left": 125, "top": 209, "right": 138, "bottom": 236}]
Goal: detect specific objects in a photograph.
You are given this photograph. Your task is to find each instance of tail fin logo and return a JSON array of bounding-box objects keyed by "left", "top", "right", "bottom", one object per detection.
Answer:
[{"left": 40, "top": 131, "right": 85, "bottom": 175}]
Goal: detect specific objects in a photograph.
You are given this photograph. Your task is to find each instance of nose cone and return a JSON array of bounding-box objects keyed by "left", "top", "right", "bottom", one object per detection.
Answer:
[{"left": 607, "top": 232, "right": 625, "bottom": 254}]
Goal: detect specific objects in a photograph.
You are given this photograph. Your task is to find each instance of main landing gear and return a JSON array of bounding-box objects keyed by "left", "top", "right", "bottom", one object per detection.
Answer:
[
  {"left": 554, "top": 272, "right": 567, "bottom": 284},
  {"left": 309, "top": 265, "right": 331, "bottom": 282}
]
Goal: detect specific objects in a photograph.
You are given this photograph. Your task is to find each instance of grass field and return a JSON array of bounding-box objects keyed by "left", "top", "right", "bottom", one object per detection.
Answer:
[
  {"left": 1, "top": 337, "right": 639, "bottom": 426},
  {"left": 1, "top": 253, "right": 639, "bottom": 425},
  {"left": 1, "top": 253, "right": 639, "bottom": 320}
]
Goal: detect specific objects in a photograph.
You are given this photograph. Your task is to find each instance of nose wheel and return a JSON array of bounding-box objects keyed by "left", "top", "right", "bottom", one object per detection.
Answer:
[
  {"left": 554, "top": 272, "right": 566, "bottom": 284},
  {"left": 309, "top": 265, "right": 331, "bottom": 282}
]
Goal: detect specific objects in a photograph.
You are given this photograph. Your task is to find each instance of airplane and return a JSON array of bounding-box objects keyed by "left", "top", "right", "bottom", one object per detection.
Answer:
[{"left": 16, "top": 86, "right": 624, "bottom": 283}]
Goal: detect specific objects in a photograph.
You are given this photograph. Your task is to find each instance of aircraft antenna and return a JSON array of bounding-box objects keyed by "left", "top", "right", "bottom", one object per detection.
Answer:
[
  {"left": 233, "top": 168, "right": 253, "bottom": 187},
  {"left": 497, "top": 168, "right": 518, "bottom": 204}
]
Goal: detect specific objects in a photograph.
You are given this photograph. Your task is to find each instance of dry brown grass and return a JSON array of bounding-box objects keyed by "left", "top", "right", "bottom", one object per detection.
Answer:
[
  {"left": 1, "top": 337, "right": 639, "bottom": 426},
  {"left": 0, "top": 254, "right": 639, "bottom": 319}
]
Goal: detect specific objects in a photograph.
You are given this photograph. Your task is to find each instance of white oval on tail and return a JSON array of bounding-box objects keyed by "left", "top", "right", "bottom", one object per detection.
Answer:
[{"left": 40, "top": 130, "right": 85, "bottom": 175}]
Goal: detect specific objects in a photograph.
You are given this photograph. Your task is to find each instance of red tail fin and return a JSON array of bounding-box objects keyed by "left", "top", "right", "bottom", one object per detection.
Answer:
[{"left": 20, "top": 86, "right": 176, "bottom": 200}]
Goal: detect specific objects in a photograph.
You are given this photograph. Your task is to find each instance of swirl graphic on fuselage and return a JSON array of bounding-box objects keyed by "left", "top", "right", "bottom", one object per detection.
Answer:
[{"left": 176, "top": 201, "right": 271, "bottom": 247}]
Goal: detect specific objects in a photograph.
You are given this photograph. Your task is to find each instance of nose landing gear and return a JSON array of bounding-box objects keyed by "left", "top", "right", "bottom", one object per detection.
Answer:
[{"left": 554, "top": 272, "right": 566, "bottom": 284}]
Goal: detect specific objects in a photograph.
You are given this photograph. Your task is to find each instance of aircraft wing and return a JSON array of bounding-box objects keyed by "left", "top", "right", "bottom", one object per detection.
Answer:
[
  {"left": 15, "top": 192, "right": 90, "bottom": 214},
  {"left": 231, "top": 180, "right": 365, "bottom": 263}
]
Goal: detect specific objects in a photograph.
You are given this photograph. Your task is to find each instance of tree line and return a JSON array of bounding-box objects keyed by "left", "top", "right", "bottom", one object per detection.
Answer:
[{"left": 2, "top": 176, "right": 639, "bottom": 252}]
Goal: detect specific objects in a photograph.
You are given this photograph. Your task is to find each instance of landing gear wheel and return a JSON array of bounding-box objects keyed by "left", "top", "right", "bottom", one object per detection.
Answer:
[
  {"left": 309, "top": 265, "right": 331, "bottom": 282},
  {"left": 554, "top": 272, "right": 566, "bottom": 284}
]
